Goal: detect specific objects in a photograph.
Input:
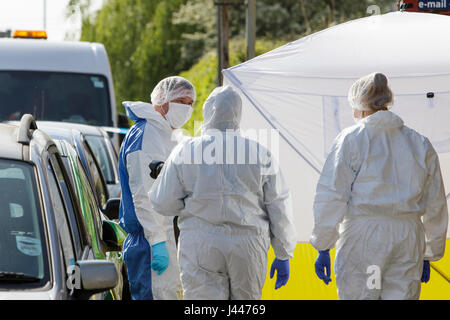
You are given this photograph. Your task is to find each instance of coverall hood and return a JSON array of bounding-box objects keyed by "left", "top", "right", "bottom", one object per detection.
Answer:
[
  {"left": 360, "top": 110, "right": 404, "bottom": 129},
  {"left": 202, "top": 85, "right": 242, "bottom": 132},
  {"left": 123, "top": 101, "right": 172, "bottom": 132}
]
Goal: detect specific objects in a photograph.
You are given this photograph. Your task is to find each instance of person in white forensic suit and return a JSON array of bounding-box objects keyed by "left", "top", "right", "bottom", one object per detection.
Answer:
[
  {"left": 149, "top": 85, "right": 297, "bottom": 300},
  {"left": 311, "top": 72, "right": 448, "bottom": 300},
  {"left": 118, "top": 76, "right": 196, "bottom": 300}
]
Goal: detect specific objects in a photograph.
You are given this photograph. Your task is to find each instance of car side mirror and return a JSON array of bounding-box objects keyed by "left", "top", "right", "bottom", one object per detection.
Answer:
[
  {"left": 73, "top": 260, "right": 118, "bottom": 300},
  {"left": 102, "top": 220, "right": 122, "bottom": 252},
  {"left": 102, "top": 198, "right": 120, "bottom": 220}
]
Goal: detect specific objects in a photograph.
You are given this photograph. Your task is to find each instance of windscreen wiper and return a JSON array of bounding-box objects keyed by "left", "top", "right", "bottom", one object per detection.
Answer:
[{"left": 0, "top": 271, "right": 41, "bottom": 283}]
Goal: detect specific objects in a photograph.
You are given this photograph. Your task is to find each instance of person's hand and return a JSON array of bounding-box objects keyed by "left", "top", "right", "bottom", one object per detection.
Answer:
[
  {"left": 314, "top": 249, "right": 332, "bottom": 285},
  {"left": 421, "top": 260, "right": 430, "bottom": 283},
  {"left": 270, "top": 258, "right": 290, "bottom": 290},
  {"left": 151, "top": 242, "right": 169, "bottom": 275}
]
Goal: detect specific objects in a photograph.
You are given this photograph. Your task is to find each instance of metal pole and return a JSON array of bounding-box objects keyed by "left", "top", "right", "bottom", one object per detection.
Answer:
[
  {"left": 217, "top": 5, "right": 222, "bottom": 86},
  {"left": 43, "top": 0, "right": 47, "bottom": 30},
  {"left": 217, "top": 4, "right": 229, "bottom": 86},
  {"left": 246, "top": 0, "right": 256, "bottom": 60}
]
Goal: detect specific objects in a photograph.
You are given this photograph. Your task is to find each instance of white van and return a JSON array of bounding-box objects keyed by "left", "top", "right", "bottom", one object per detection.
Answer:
[{"left": 0, "top": 34, "right": 125, "bottom": 149}]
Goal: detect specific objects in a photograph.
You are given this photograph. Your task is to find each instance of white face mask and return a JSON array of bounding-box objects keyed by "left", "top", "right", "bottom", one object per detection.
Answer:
[{"left": 165, "top": 102, "right": 193, "bottom": 129}]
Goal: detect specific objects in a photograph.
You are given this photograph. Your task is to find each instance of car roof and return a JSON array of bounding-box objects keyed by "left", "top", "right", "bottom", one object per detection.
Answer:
[
  {"left": 53, "top": 139, "right": 69, "bottom": 157},
  {"left": 0, "top": 117, "right": 55, "bottom": 161},
  {"left": 0, "top": 123, "right": 25, "bottom": 160},
  {"left": 35, "top": 125, "right": 75, "bottom": 144},
  {"left": 37, "top": 121, "right": 106, "bottom": 138}
]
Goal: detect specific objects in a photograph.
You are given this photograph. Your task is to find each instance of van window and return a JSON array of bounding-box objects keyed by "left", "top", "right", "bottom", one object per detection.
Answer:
[{"left": 0, "top": 71, "right": 112, "bottom": 127}]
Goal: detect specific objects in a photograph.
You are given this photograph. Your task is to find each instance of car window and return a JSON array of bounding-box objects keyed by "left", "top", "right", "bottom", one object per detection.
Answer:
[
  {"left": 75, "top": 157, "right": 105, "bottom": 259},
  {"left": 61, "top": 156, "right": 76, "bottom": 192},
  {"left": 82, "top": 140, "right": 108, "bottom": 208},
  {"left": 48, "top": 151, "right": 83, "bottom": 259},
  {"left": 85, "top": 135, "right": 116, "bottom": 184},
  {"left": 46, "top": 158, "right": 76, "bottom": 271},
  {"left": 0, "top": 160, "right": 49, "bottom": 287}
]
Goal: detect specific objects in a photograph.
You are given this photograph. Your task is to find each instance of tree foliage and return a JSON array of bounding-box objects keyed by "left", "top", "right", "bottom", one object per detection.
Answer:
[
  {"left": 174, "top": 0, "right": 397, "bottom": 67},
  {"left": 68, "top": 0, "right": 187, "bottom": 113},
  {"left": 68, "top": 0, "right": 397, "bottom": 118}
]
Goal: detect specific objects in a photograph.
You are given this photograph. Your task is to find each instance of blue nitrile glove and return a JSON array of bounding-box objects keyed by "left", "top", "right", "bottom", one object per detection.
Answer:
[
  {"left": 151, "top": 241, "right": 169, "bottom": 275},
  {"left": 315, "top": 249, "right": 332, "bottom": 285},
  {"left": 270, "top": 258, "right": 290, "bottom": 290},
  {"left": 421, "top": 260, "right": 430, "bottom": 283}
]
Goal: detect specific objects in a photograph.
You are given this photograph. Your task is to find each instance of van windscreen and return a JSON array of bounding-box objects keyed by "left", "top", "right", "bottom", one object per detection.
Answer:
[{"left": 0, "top": 71, "right": 112, "bottom": 127}]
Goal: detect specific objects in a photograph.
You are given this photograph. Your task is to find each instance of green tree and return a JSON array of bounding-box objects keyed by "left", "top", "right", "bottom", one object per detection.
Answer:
[
  {"left": 177, "top": 0, "right": 397, "bottom": 134},
  {"left": 68, "top": 0, "right": 186, "bottom": 114},
  {"left": 68, "top": 0, "right": 397, "bottom": 118},
  {"left": 173, "top": 0, "right": 397, "bottom": 70}
]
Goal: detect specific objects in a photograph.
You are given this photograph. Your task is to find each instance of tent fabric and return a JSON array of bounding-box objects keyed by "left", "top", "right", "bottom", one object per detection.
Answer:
[{"left": 223, "top": 12, "right": 450, "bottom": 242}]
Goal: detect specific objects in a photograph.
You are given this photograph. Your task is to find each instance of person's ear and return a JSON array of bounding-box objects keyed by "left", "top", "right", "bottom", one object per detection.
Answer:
[{"left": 159, "top": 103, "right": 169, "bottom": 115}]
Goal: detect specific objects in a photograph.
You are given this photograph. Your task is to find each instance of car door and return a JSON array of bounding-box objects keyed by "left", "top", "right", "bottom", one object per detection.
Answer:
[
  {"left": 48, "top": 147, "right": 90, "bottom": 260},
  {"left": 45, "top": 151, "right": 78, "bottom": 299},
  {"left": 67, "top": 143, "right": 125, "bottom": 299},
  {"left": 0, "top": 159, "right": 51, "bottom": 293},
  {"left": 46, "top": 146, "right": 106, "bottom": 300}
]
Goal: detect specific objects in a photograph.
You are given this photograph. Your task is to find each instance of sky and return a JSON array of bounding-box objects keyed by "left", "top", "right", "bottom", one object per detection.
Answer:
[{"left": 0, "top": 0, "right": 103, "bottom": 41}]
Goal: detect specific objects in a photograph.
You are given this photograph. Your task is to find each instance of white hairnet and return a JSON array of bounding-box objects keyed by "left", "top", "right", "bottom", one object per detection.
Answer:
[
  {"left": 150, "top": 76, "right": 196, "bottom": 106},
  {"left": 202, "top": 85, "right": 242, "bottom": 132},
  {"left": 348, "top": 72, "right": 394, "bottom": 111}
]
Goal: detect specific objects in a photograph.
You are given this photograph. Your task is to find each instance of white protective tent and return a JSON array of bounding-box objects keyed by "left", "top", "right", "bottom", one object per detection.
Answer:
[{"left": 223, "top": 12, "right": 450, "bottom": 242}]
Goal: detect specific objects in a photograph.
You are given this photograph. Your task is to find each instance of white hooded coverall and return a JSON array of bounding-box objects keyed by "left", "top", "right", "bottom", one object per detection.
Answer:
[
  {"left": 311, "top": 110, "right": 448, "bottom": 300},
  {"left": 149, "top": 86, "right": 297, "bottom": 300}
]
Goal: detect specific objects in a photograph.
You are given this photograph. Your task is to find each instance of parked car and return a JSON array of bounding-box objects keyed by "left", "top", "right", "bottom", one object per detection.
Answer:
[
  {"left": 36, "top": 121, "right": 121, "bottom": 198},
  {"left": 0, "top": 114, "right": 118, "bottom": 299},
  {"left": 53, "top": 139, "right": 129, "bottom": 300},
  {"left": 34, "top": 122, "right": 111, "bottom": 209}
]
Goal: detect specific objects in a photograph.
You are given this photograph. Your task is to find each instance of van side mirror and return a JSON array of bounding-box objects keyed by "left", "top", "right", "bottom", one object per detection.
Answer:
[
  {"left": 74, "top": 260, "right": 118, "bottom": 300},
  {"left": 102, "top": 198, "right": 120, "bottom": 220}
]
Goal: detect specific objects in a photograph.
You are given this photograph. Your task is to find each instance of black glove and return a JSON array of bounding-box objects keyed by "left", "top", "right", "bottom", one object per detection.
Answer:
[{"left": 149, "top": 160, "right": 164, "bottom": 179}]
